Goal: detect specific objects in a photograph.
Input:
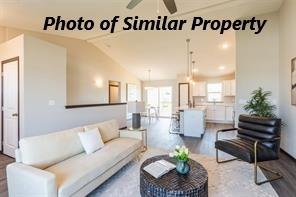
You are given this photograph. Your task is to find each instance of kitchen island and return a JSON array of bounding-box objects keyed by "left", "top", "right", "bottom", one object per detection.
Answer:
[{"left": 179, "top": 106, "right": 206, "bottom": 138}]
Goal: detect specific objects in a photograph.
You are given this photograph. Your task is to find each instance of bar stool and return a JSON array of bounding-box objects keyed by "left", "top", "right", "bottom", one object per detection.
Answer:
[{"left": 169, "top": 112, "right": 180, "bottom": 134}]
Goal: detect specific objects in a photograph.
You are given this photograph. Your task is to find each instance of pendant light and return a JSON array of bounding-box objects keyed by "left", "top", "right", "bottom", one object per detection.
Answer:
[
  {"left": 190, "top": 51, "right": 193, "bottom": 80},
  {"left": 186, "top": 39, "right": 190, "bottom": 81},
  {"left": 192, "top": 60, "right": 196, "bottom": 83}
]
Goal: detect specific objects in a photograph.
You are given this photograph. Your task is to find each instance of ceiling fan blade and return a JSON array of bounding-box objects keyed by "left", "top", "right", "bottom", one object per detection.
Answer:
[
  {"left": 162, "top": 0, "right": 177, "bottom": 14},
  {"left": 126, "top": 0, "right": 144, "bottom": 9}
]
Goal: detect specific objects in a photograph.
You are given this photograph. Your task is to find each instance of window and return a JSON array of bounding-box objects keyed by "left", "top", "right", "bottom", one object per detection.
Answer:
[
  {"left": 145, "top": 86, "right": 172, "bottom": 117},
  {"left": 126, "top": 83, "right": 137, "bottom": 101},
  {"left": 207, "top": 83, "right": 223, "bottom": 102}
]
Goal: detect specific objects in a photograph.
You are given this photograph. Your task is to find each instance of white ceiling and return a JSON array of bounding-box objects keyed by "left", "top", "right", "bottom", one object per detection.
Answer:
[{"left": 0, "top": 0, "right": 283, "bottom": 80}]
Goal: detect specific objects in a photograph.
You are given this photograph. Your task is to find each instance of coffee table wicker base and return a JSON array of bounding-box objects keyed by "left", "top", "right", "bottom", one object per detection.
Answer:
[{"left": 140, "top": 155, "right": 208, "bottom": 197}]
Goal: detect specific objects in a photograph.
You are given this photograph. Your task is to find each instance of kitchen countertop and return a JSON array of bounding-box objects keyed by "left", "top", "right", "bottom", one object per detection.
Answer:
[
  {"left": 195, "top": 103, "right": 235, "bottom": 107},
  {"left": 178, "top": 106, "right": 207, "bottom": 112}
]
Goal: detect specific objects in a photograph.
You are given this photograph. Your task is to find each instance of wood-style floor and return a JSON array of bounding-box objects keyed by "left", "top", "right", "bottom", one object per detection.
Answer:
[
  {"left": 141, "top": 118, "right": 296, "bottom": 197},
  {"left": 0, "top": 118, "right": 295, "bottom": 197},
  {"left": 0, "top": 154, "right": 14, "bottom": 197}
]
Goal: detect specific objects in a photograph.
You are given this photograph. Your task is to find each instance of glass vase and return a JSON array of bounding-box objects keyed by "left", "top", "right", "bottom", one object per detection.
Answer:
[{"left": 176, "top": 160, "right": 190, "bottom": 175}]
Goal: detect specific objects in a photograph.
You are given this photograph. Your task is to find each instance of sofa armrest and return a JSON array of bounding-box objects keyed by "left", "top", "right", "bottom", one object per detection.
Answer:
[
  {"left": 15, "top": 148, "right": 22, "bottom": 163},
  {"left": 119, "top": 130, "right": 143, "bottom": 140},
  {"left": 7, "top": 163, "right": 57, "bottom": 197}
]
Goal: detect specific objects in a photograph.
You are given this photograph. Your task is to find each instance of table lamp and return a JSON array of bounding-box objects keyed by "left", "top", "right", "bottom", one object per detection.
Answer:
[{"left": 128, "top": 101, "right": 145, "bottom": 129}]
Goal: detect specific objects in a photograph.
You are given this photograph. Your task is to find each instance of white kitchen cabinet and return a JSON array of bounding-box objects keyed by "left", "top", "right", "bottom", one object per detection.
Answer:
[
  {"left": 182, "top": 108, "right": 206, "bottom": 138},
  {"left": 223, "top": 80, "right": 231, "bottom": 96},
  {"left": 192, "top": 82, "right": 206, "bottom": 97},
  {"left": 225, "top": 106, "right": 234, "bottom": 122},
  {"left": 215, "top": 105, "right": 226, "bottom": 121},
  {"left": 206, "top": 105, "right": 215, "bottom": 120},
  {"left": 206, "top": 104, "right": 225, "bottom": 121},
  {"left": 223, "top": 80, "right": 236, "bottom": 96}
]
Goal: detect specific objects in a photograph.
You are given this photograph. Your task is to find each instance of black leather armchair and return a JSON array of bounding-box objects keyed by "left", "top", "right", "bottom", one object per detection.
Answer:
[{"left": 215, "top": 115, "right": 282, "bottom": 185}]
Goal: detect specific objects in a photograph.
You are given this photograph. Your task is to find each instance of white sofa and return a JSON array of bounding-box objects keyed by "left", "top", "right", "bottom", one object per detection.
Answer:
[{"left": 6, "top": 120, "right": 143, "bottom": 197}]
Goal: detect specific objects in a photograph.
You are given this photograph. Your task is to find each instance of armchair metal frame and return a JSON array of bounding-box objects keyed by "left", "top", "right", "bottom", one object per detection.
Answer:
[{"left": 216, "top": 128, "right": 282, "bottom": 185}]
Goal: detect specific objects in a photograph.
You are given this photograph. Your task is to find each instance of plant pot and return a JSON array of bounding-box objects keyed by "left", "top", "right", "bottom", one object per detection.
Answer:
[{"left": 176, "top": 160, "right": 190, "bottom": 175}]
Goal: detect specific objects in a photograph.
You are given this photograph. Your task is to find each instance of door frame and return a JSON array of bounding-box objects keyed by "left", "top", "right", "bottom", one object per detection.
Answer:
[
  {"left": 178, "top": 83, "right": 190, "bottom": 107},
  {"left": 1, "top": 57, "right": 20, "bottom": 153},
  {"left": 108, "top": 81, "right": 121, "bottom": 104}
]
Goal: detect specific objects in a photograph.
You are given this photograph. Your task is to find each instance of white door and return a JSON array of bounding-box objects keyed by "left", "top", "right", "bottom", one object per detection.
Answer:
[{"left": 2, "top": 58, "right": 19, "bottom": 157}]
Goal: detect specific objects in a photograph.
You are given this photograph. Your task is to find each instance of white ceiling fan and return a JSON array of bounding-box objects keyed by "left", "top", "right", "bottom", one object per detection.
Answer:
[{"left": 126, "top": 0, "right": 178, "bottom": 14}]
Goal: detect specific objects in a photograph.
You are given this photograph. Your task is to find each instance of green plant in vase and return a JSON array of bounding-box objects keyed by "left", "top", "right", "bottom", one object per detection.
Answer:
[
  {"left": 169, "top": 145, "right": 190, "bottom": 174},
  {"left": 244, "top": 87, "right": 277, "bottom": 118}
]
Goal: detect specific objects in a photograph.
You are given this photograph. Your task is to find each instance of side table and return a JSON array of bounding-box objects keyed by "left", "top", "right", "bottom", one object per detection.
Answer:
[{"left": 128, "top": 127, "right": 147, "bottom": 152}]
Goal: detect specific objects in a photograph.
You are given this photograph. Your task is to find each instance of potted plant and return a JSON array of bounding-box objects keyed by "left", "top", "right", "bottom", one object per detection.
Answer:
[
  {"left": 169, "top": 145, "right": 190, "bottom": 175},
  {"left": 243, "top": 87, "right": 277, "bottom": 118}
]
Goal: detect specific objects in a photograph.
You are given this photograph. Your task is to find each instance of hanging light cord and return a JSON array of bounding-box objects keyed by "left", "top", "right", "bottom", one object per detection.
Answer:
[
  {"left": 186, "top": 39, "right": 190, "bottom": 79},
  {"left": 156, "top": 0, "right": 160, "bottom": 13},
  {"left": 190, "top": 51, "right": 193, "bottom": 80}
]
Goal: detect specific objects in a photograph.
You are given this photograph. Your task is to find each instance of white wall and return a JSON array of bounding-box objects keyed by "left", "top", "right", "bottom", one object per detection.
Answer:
[
  {"left": 0, "top": 35, "right": 24, "bottom": 149},
  {"left": 22, "top": 35, "right": 66, "bottom": 136},
  {"left": 0, "top": 26, "right": 141, "bottom": 105},
  {"left": 0, "top": 35, "right": 128, "bottom": 140},
  {"left": 236, "top": 13, "right": 279, "bottom": 119},
  {"left": 278, "top": 0, "right": 296, "bottom": 158},
  {"left": 236, "top": 11, "right": 296, "bottom": 158},
  {"left": 21, "top": 35, "right": 129, "bottom": 137}
]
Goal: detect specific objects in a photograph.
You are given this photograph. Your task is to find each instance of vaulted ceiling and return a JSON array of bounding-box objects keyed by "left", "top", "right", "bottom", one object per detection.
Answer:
[{"left": 0, "top": 0, "right": 283, "bottom": 80}]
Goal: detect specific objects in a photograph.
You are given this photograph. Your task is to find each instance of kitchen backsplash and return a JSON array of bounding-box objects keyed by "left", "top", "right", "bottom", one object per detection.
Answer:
[{"left": 193, "top": 96, "right": 235, "bottom": 105}]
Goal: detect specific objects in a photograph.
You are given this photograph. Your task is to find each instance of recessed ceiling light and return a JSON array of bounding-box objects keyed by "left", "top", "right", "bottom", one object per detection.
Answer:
[
  {"left": 219, "top": 65, "right": 225, "bottom": 70},
  {"left": 221, "top": 42, "right": 230, "bottom": 50}
]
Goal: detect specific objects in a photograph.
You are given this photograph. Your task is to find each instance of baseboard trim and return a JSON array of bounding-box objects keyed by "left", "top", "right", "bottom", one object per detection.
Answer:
[{"left": 280, "top": 148, "right": 296, "bottom": 161}]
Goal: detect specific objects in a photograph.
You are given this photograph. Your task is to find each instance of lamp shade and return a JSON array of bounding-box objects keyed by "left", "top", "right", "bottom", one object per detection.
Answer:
[{"left": 128, "top": 101, "right": 145, "bottom": 113}]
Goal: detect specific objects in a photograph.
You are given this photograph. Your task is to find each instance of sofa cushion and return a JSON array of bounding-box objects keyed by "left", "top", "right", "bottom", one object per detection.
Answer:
[
  {"left": 78, "top": 128, "right": 104, "bottom": 154},
  {"left": 19, "top": 127, "right": 84, "bottom": 169},
  {"left": 45, "top": 137, "right": 141, "bottom": 197},
  {"left": 84, "top": 120, "right": 120, "bottom": 143}
]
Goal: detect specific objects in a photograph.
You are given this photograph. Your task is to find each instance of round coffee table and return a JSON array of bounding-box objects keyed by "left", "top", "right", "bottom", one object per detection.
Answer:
[{"left": 140, "top": 155, "right": 208, "bottom": 197}]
